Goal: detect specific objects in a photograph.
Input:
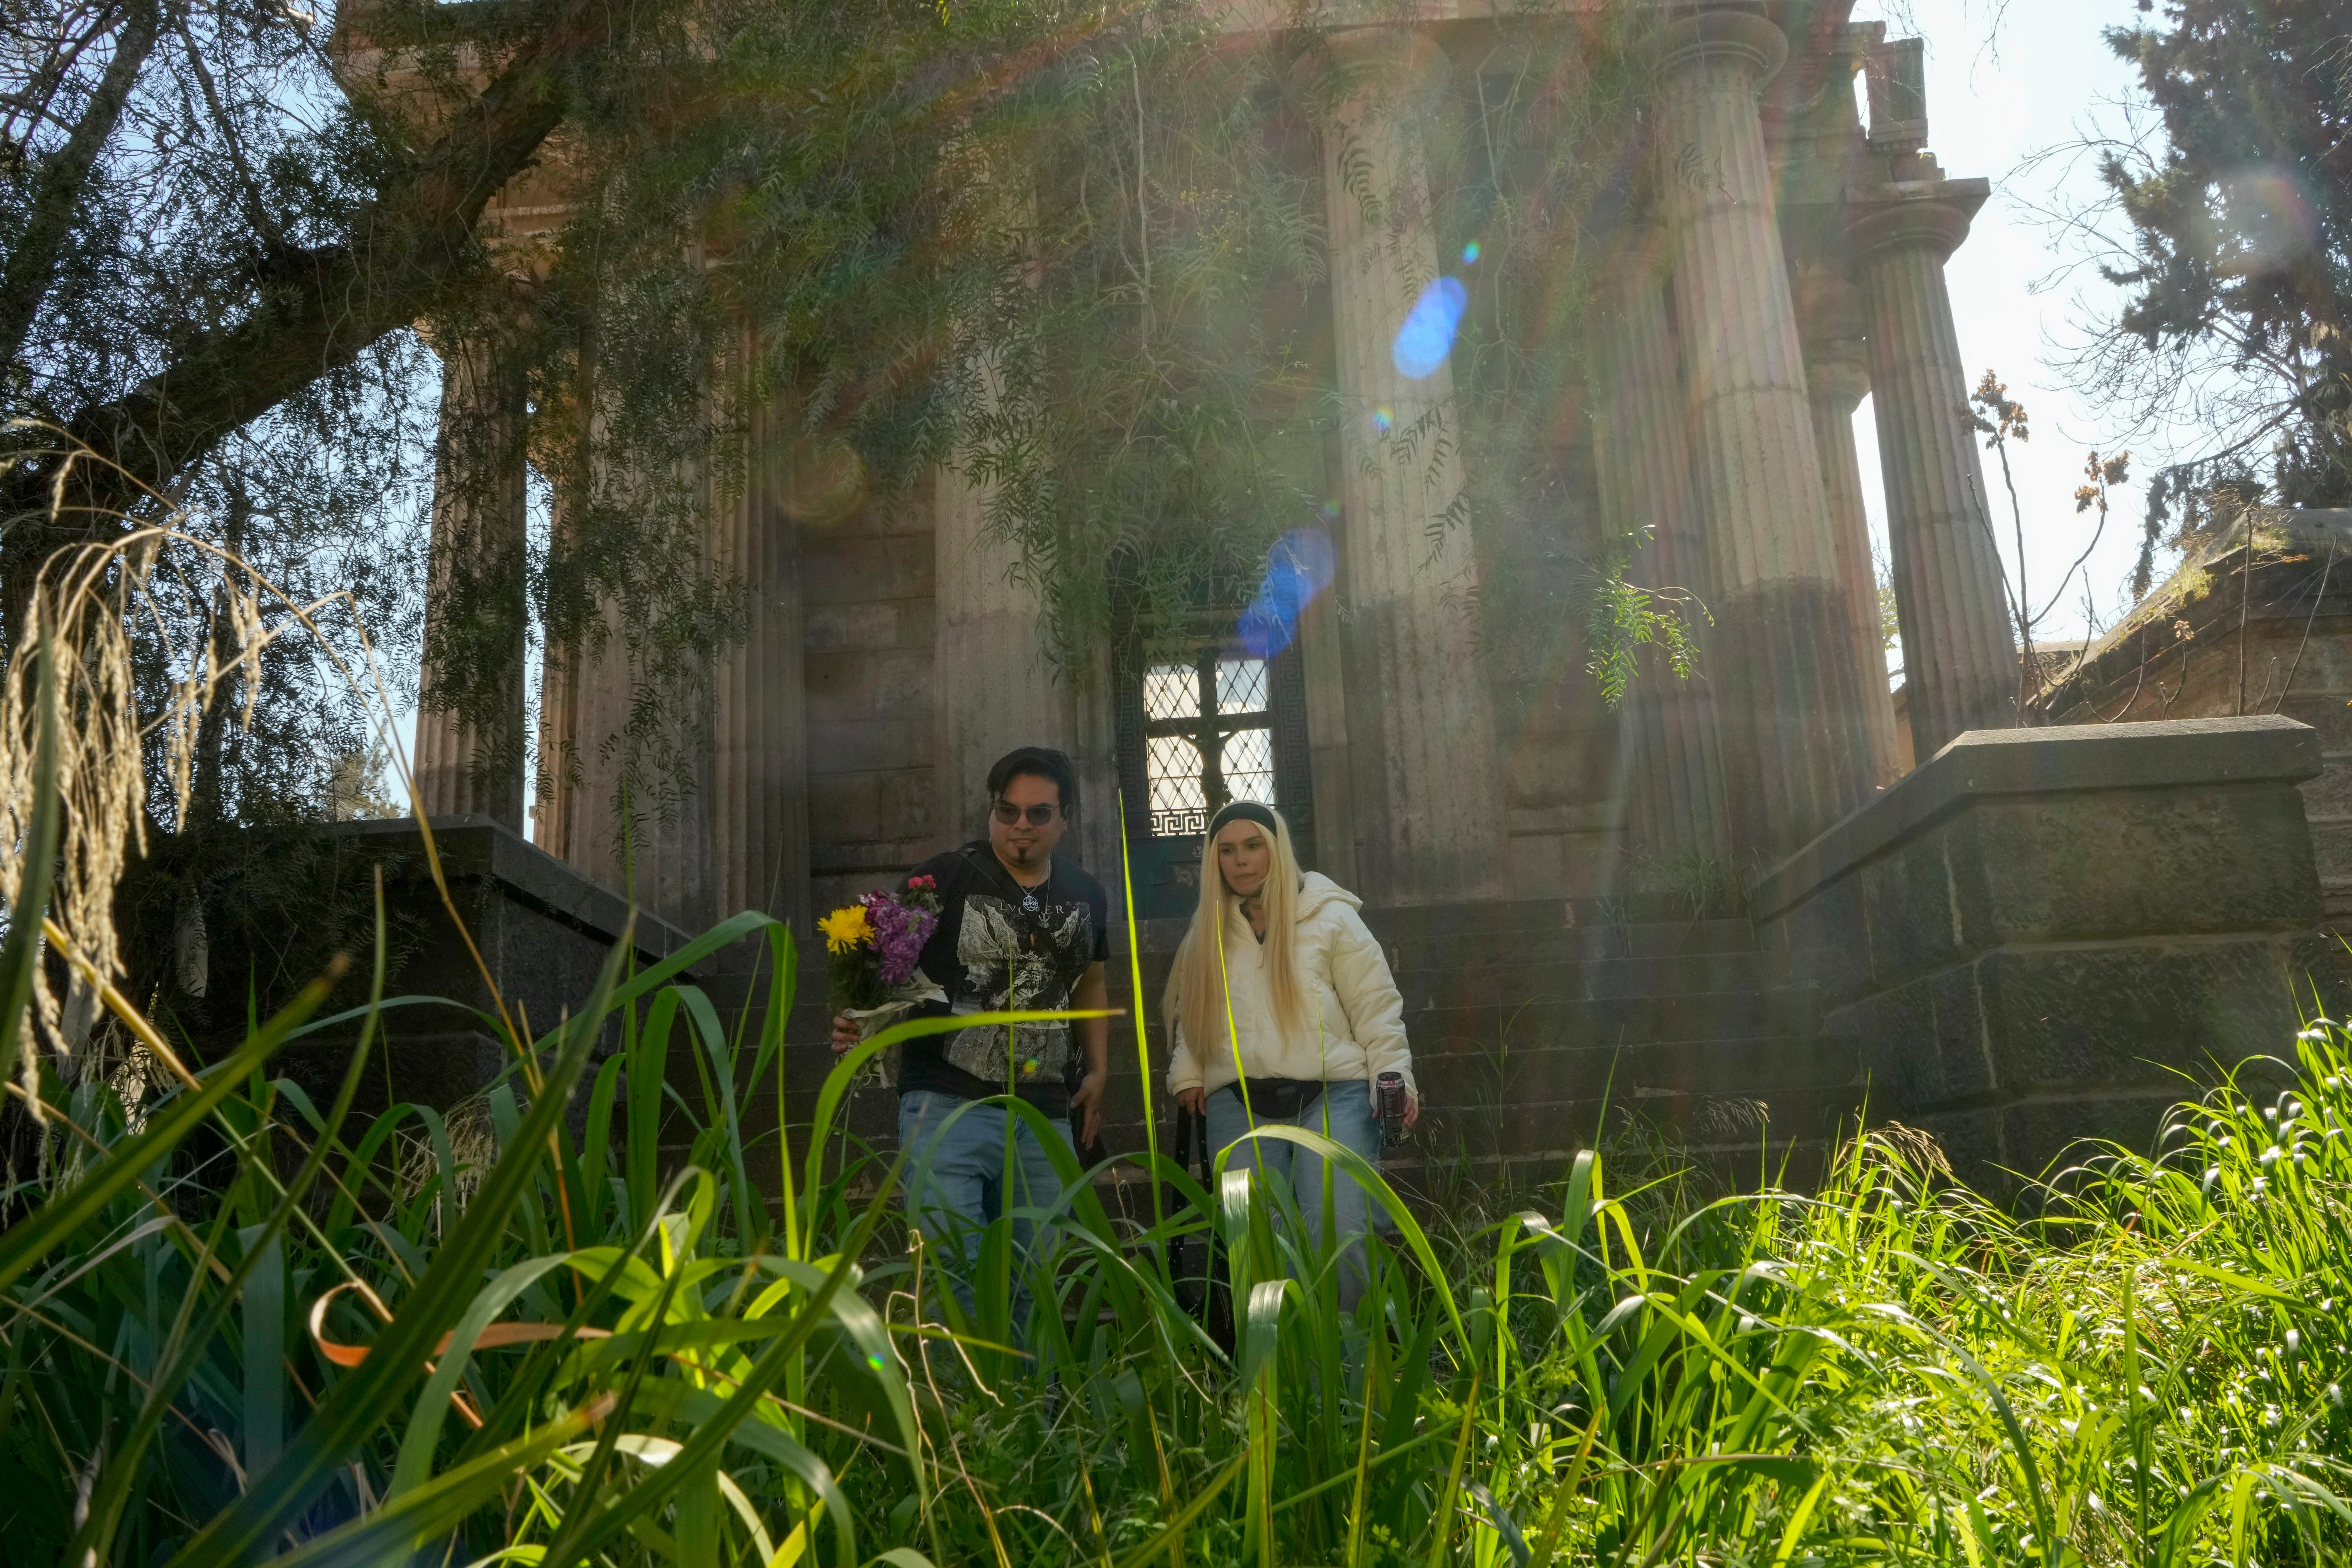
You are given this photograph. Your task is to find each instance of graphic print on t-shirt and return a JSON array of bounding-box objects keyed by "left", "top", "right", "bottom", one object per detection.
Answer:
[{"left": 939, "top": 892, "right": 1094, "bottom": 1089}]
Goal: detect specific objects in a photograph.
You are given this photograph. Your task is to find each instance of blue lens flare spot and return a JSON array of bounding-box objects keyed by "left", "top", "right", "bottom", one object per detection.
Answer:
[
  {"left": 1237, "top": 528, "right": 1338, "bottom": 658},
  {"left": 1371, "top": 406, "right": 1394, "bottom": 433},
  {"left": 1462, "top": 241, "right": 1481, "bottom": 264},
  {"left": 1391, "top": 276, "right": 1467, "bottom": 379}
]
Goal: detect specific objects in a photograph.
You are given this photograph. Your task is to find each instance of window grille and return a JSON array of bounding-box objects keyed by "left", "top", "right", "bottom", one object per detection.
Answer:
[{"left": 1114, "top": 622, "right": 1315, "bottom": 914}]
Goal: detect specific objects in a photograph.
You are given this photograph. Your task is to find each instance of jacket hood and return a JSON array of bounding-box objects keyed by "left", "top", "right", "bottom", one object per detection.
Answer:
[{"left": 1294, "top": 871, "right": 1360, "bottom": 921}]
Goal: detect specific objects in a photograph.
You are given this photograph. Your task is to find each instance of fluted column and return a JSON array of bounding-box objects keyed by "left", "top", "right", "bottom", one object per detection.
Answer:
[
  {"left": 532, "top": 486, "right": 580, "bottom": 857},
  {"left": 713, "top": 364, "right": 812, "bottom": 931},
  {"left": 1317, "top": 26, "right": 1508, "bottom": 904},
  {"left": 934, "top": 371, "right": 1080, "bottom": 843},
  {"left": 1795, "top": 267, "right": 1903, "bottom": 784},
  {"left": 415, "top": 333, "right": 529, "bottom": 831},
  {"left": 1655, "top": 9, "right": 1874, "bottom": 861},
  {"left": 1593, "top": 223, "right": 1730, "bottom": 861},
  {"left": 1851, "top": 190, "right": 2017, "bottom": 756},
  {"left": 564, "top": 393, "right": 717, "bottom": 931}
]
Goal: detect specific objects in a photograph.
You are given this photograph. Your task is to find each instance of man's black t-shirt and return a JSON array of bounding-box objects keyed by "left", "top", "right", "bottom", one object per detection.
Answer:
[{"left": 895, "top": 843, "right": 1109, "bottom": 1118}]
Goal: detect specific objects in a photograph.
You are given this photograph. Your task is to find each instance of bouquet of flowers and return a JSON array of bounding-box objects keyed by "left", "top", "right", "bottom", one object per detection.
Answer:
[{"left": 819, "top": 876, "right": 945, "bottom": 1083}]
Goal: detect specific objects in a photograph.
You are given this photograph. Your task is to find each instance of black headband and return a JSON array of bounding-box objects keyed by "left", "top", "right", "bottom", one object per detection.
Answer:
[{"left": 1207, "top": 801, "right": 1279, "bottom": 837}]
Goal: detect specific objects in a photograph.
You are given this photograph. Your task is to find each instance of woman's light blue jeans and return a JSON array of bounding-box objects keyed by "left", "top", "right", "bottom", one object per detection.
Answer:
[
  {"left": 1204, "top": 1081, "right": 1383, "bottom": 1308},
  {"left": 897, "top": 1088, "right": 1072, "bottom": 1329}
]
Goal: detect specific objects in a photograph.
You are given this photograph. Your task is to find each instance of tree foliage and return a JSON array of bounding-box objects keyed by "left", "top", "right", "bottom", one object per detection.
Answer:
[
  {"left": 3, "top": 0, "right": 1687, "bottom": 865},
  {"left": 2096, "top": 0, "right": 2352, "bottom": 586}
]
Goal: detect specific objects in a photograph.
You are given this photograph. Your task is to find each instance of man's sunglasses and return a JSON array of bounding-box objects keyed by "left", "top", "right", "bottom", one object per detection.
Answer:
[{"left": 991, "top": 800, "right": 1060, "bottom": 827}]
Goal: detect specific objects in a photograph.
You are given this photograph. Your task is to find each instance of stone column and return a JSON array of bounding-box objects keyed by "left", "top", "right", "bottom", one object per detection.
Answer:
[
  {"left": 415, "top": 333, "right": 529, "bottom": 830},
  {"left": 712, "top": 365, "right": 812, "bottom": 932},
  {"left": 562, "top": 391, "right": 717, "bottom": 932},
  {"left": 933, "top": 373, "right": 1080, "bottom": 844},
  {"left": 531, "top": 486, "right": 580, "bottom": 859},
  {"left": 1592, "top": 223, "right": 1730, "bottom": 861},
  {"left": 1850, "top": 188, "right": 2018, "bottom": 757},
  {"left": 1317, "top": 26, "right": 1508, "bottom": 904},
  {"left": 1654, "top": 8, "right": 1874, "bottom": 861},
  {"left": 1795, "top": 266, "right": 1903, "bottom": 784}
]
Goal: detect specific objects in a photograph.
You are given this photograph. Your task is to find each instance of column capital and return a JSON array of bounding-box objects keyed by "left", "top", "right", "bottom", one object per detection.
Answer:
[
  {"left": 1660, "top": 8, "right": 1788, "bottom": 88},
  {"left": 1846, "top": 179, "right": 1989, "bottom": 263},
  {"left": 1308, "top": 23, "right": 1446, "bottom": 93}
]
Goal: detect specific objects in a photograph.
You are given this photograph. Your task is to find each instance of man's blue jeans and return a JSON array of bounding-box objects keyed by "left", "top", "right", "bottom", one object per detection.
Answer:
[
  {"left": 897, "top": 1088, "right": 1072, "bottom": 1328},
  {"left": 1204, "top": 1081, "right": 1383, "bottom": 1308}
]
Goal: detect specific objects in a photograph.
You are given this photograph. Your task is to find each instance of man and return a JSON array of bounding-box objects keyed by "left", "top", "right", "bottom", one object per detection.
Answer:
[{"left": 830, "top": 745, "right": 1111, "bottom": 1319}]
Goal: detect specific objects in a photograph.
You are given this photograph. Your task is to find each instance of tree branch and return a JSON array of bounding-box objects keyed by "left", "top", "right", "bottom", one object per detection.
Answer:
[{"left": 3, "top": 0, "right": 627, "bottom": 580}]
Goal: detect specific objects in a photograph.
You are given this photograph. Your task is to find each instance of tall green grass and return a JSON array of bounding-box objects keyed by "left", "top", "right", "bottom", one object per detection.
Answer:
[{"left": 5, "top": 869, "right": 2352, "bottom": 1563}]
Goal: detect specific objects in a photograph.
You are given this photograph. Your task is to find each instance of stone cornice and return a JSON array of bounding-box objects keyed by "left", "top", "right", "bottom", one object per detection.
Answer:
[
  {"left": 1845, "top": 177, "right": 1991, "bottom": 260},
  {"left": 1661, "top": 8, "right": 1790, "bottom": 87}
]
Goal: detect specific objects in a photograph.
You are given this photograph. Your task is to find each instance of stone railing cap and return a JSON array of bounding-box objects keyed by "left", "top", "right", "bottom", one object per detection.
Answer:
[
  {"left": 329, "top": 814, "right": 701, "bottom": 960},
  {"left": 1753, "top": 715, "right": 2321, "bottom": 921}
]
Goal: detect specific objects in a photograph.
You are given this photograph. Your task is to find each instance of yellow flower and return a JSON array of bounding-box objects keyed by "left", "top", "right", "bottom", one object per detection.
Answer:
[{"left": 819, "top": 904, "right": 873, "bottom": 954}]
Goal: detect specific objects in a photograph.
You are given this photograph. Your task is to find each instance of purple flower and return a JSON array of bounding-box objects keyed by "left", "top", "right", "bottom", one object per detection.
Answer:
[{"left": 859, "top": 890, "right": 938, "bottom": 989}]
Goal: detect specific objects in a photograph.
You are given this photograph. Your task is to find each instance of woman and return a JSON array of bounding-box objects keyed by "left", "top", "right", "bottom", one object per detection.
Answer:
[{"left": 1167, "top": 801, "right": 1419, "bottom": 1303}]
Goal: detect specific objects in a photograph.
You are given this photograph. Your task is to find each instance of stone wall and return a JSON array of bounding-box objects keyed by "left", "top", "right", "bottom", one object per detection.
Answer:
[
  {"left": 802, "top": 490, "right": 940, "bottom": 914},
  {"left": 1754, "top": 715, "right": 2346, "bottom": 1190},
  {"left": 269, "top": 817, "right": 698, "bottom": 1123},
  {"left": 2040, "top": 509, "right": 2352, "bottom": 925}
]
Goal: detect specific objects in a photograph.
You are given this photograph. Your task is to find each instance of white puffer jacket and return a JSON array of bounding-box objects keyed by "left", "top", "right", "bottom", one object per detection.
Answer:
[{"left": 1166, "top": 872, "right": 1416, "bottom": 1106}]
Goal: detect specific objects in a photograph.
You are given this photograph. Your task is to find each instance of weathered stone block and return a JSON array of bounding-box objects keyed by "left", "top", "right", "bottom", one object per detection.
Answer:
[
  {"left": 1842, "top": 963, "right": 1992, "bottom": 1111},
  {"left": 800, "top": 535, "right": 934, "bottom": 603},
  {"left": 1977, "top": 938, "right": 2315, "bottom": 1093},
  {"left": 1758, "top": 715, "right": 2339, "bottom": 1189},
  {"left": 1956, "top": 787, "right": 2317, "bottom": 944},
  {"left": 1856, "top": 828, "right": 1959, "bottom": 983},
  {"left": 2299, "top": 763, "right": 2352, "bottom": 823},
  {"left": 270, "top": 818, "right": 697, "bottom": 1123}
]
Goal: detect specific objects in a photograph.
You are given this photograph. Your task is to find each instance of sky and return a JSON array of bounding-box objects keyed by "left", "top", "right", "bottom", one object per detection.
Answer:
[{"left": 1847, "top": 0, "right": 2183, "bottom": 666}]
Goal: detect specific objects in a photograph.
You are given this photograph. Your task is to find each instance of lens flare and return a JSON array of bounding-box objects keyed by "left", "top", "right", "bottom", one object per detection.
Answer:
[
  {"left": 1319, "top": 497, "right": 1341, "bottom": 521},
  {"left": 1237, "top": 528, "right": 1337, "bottom": 659},
  {"left": 1462, "top": 241, "right": 1481, "bottom": 264},
  {"left": 1371, "top": 406, "right": 1394, "bottom": 433},
  {"left": 1391, "top": 276, "right": 1468, "bottom": 379}
]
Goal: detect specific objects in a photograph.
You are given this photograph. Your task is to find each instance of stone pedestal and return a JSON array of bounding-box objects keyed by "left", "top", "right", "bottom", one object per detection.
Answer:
[
  {"left": 1593, "top": 223, "right": 1731, "bottom": 861},
  {"left": 1795, "top": 268, "right": 1903, "bottom": 784},
  {"left": 416, "top": 335, "right": 529, "bottom": 830},
  {"left": 1655, "top": 10, "right": 1874, "bottom": 862},
  {"left": 1318, "top": 26, "right": 1508, "bottom": 904},
  {"left": 1756, "top": 716, "right": 2347, "bottom": 1191},
  {"left": 1851, "top": 184, "right": 2018, "bottom": 758}
]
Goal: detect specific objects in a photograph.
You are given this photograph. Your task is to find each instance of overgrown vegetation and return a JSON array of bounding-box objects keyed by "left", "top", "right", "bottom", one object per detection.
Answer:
[{"left": 10, "top": 863, "right": 2352, "bottom": 1563}]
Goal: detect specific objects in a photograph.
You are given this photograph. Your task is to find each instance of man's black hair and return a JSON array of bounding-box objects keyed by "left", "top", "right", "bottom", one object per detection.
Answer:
[{"left": 987, "top": 746, "right": 1078, "bottom": 816}]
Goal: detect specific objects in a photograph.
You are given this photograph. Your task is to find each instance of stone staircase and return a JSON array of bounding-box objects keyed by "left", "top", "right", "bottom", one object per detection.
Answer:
[
  {"left": 1359, "top": 899, "right": 1852, "bottom": 1187},
  {"left": 766, "top": 895, "right": 1854, "bottom": 1187}
]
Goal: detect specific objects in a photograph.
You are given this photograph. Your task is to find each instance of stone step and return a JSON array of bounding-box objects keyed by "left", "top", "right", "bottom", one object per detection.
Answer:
[
  {"left": 1400, "top": 988, "right": 1820, "bottom": 1052},
  {"left": 1410, "top": 1029, "right": 1851, "bottom": 1095},
  {"left": 1358, "top": 900, "right": 1578, "bottom": 941},
  {"left": 1390, "top": 948, "right": 1784, "bottom": 1006},
  {"left": 1398, "top": 1079, "right": 1862, "bottom": 1152},
  {"left": 1381, "top": 916, "right": 1755, "bottom": 974}
]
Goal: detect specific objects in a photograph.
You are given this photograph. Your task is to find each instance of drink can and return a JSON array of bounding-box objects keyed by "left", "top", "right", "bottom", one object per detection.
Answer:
[{"left": 1376, "top": 1070, "right": 1407, "bottom": 1145}]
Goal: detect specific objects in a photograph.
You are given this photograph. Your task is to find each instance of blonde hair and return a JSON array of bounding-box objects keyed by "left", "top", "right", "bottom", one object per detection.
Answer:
[{"left": 1166, "top": 806, "right": 1310, "bottom": 1068}]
